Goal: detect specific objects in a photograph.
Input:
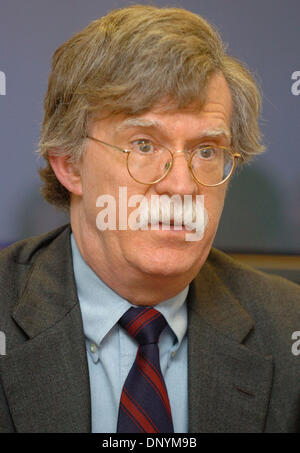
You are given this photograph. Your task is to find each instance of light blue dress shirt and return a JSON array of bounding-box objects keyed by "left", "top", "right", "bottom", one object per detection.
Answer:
[{"left": 71, "top": 234, "right": 188, "bottom": 433}]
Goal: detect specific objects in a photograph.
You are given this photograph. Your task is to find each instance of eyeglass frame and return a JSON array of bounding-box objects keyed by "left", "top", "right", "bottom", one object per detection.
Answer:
[{"left": 85, "top": 135, "right": 241, "bottom": 187}]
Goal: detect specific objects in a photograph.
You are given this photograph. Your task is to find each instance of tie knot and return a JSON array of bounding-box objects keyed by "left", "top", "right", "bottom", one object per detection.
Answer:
[{"left": 119, "top": 307, "right": 167, "bottom": 345}]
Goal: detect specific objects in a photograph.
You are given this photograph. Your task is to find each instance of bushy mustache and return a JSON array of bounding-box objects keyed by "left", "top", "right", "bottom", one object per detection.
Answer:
[{"left": 134, "top": 195, "right": 208, "bottom": 232}]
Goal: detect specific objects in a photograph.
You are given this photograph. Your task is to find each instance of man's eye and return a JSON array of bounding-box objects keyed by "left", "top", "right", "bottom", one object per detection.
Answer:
[
  {"left": 195, "top": 147, "right": 216, "bottom": 159},
  {"left": 131, "top": 140, "right": 155, "bottom": 154}
]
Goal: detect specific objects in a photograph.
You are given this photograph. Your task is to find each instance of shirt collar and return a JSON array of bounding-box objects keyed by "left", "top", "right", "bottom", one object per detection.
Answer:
[{"left": 70, "top": 233, "right": 188, "bottom": 349}]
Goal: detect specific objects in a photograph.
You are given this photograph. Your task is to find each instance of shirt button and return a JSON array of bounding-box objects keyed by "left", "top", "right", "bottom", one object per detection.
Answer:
[
  {"left": 171, "top": 351, "right": 176, "bottom": 358},
  {"left": 90, "top": 342, "right": 97, "bottom": 353}
]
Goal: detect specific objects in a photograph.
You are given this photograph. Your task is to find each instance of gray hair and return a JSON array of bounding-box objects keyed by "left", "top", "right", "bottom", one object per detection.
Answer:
[{"left": 38, "top": 5, "right": 264, "bottom": 208}]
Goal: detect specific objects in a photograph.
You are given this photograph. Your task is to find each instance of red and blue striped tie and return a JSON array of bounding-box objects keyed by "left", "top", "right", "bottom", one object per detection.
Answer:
[{"left": 117, "top": 306, "right": 174, "bottom": 433}]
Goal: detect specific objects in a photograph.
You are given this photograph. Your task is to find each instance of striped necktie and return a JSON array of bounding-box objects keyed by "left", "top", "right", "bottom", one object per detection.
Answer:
[{"left": 117, "top": 306, "right": 174, "bottom": 433}]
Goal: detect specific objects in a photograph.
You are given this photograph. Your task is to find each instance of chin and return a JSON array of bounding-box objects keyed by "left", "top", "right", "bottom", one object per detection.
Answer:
[{"left": 127, "top": 244, "right": 206, "bottom": 278}]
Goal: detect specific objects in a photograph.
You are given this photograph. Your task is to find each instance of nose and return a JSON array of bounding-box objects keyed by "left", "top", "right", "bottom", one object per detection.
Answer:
[{"left": 154, "top": 151, "right": 199, "bottom": 196}]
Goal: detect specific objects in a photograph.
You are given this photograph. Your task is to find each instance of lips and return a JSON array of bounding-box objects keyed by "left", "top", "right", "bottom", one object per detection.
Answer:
[{"left": 156, "top": 221, "right": 188, "bottom": 231}]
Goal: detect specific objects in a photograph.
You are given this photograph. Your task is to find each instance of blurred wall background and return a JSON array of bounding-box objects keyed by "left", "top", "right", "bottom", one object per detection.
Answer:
[{"left": 0, "top": 0, "right": 299, "bottom": 280}]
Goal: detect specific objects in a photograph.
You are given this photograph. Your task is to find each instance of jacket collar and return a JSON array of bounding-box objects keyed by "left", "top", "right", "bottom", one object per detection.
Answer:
[
  {"left": 12, "top": 225, "right": 77, "bottom": 339},
  {"left": 188, "top": 253, "right": 254, "bottom": 344}
]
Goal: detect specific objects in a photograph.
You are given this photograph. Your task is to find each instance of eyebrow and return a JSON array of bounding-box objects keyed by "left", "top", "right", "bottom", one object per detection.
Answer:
[
  {"left": 115, "top": 118, "right": 231, "bottom": 142},
  {"left": 201, "top": 127, "right": 231, "bottom": 141},
  {"left": 115, "top": 118, "right": 163, "bottom": 132}
]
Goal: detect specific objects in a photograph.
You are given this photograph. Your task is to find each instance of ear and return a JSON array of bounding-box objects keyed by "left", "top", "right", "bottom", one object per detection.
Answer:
[{"left": 48, "top": 154, "right": 82, "bottom": 196}]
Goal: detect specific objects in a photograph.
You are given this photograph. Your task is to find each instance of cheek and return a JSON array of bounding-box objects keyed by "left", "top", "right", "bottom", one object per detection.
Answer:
[
  {"left": 81, "top": 153, "right": 115, "bottom": 202},
  {"left": 203, "top": 187, "right": 226, "bottom": 229},
  {"left": 80, "top": 154, "right": 148, "bottom": 226},
  {"left": 79, "top": 158, "right": 111, "bottom": 226}
]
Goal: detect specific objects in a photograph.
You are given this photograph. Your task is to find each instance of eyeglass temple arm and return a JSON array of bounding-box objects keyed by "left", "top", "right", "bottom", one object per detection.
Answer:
[{"left": 85, "top": 135, "right": 130, "bottom": 154}]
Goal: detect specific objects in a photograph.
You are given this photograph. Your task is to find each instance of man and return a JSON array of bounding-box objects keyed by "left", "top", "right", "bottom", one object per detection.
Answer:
[{"left": 0, "top": 5, "right": 300, "bottom": 433}]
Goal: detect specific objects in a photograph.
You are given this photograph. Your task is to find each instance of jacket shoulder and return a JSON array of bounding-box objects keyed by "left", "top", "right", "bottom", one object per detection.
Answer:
[
  {"left": 0, "top": 224, "right": 70, "bottom": 268},
  {"left": 0, "top": 224, "right": 70, "bottom": 329},
  {"left": 206, "top": 248, "right": 300, "bottom": 347},
  {"left": 207, "top": 248, "right": 300, "bottom": 302}
]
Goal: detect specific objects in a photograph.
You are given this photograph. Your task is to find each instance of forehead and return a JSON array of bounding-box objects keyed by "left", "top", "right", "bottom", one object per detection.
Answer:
[
  {"left": 115, "top": 117, "right": 231, "bottom": 142},
  {"left": 92, "top": 73, "right": 232, "bottom": 137}
]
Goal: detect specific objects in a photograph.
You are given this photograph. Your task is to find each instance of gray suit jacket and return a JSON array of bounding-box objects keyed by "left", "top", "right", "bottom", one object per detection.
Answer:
[{"left": 0, "top": 224, "right": 300, "bottom": 433}]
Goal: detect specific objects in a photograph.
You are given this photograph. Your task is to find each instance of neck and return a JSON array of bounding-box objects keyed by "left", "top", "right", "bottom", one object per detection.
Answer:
[
  {"left": 71, "top": 227, "right": 196, "bottom": 307},
  {"left": 74, "top": 232, "right": 192, "bottom": 305}
]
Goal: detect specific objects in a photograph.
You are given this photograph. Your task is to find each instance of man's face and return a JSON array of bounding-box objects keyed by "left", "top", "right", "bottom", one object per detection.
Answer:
[{"left": 73, "top": 73, "right": 232, "bottom": 282}]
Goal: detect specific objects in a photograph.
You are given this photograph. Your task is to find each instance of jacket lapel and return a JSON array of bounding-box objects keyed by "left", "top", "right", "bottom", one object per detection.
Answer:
[
  {"left": 187, "top": 255, "right": 274, "bottom": 433},
  {"left": 0, "top": 226, "right": 91, "bottom": 432}
]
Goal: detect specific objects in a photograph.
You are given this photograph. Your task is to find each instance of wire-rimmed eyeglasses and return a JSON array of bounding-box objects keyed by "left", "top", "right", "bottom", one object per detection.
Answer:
[{"left": 85, "top": 135, "right": 241, "bottom": 187}]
